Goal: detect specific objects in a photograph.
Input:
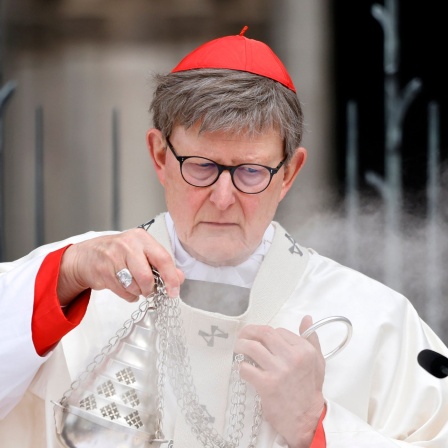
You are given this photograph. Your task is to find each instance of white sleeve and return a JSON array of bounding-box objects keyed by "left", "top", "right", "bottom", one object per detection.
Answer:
[
  {"left": 0, "top": 252, "right": 52, "bottom": 419},
  {"left": 0, "top": 231, "right": 116, "bottom": 419},
  {"left": 323, "top": 396, "right": 447, "bottom": 447},
  {"left": 321, "top": 311, "right": 448, "bottom": 447}
]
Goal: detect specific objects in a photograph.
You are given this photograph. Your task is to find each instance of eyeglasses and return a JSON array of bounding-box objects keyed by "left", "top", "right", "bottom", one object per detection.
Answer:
[{"left": 166, "top": 138, "right": 287, "bottom": 194}]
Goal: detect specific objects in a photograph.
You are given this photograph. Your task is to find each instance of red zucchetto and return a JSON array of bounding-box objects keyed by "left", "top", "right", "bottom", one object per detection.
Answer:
[{"left": 171, "top": 26, "right": 296, "bottom": 93}]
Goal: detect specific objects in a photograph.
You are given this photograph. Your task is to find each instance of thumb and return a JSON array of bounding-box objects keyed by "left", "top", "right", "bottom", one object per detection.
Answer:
[
  {"left": 299, "top": 314, "right": 313, "bottom": 334},
  {"left": 300, "top": 315, "right": 322, "bottom": 353}
]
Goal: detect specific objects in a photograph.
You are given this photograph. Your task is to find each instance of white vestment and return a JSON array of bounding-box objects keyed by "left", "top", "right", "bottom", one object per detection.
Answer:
[{"left": 1, "top": 213, "right": 448, "bottom": 447}]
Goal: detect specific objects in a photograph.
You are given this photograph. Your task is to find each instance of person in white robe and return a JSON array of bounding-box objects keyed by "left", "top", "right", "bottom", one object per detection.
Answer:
[{"left": 1, "top": 29, "right": 448, "bottom": 448}]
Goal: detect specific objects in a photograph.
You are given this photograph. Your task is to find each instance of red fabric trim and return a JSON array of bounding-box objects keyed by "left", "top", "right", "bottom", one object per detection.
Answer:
[
  {"left": 310, "top": 405, "right": 327, "bottom": 448},
  {"left": 32, "top": 246, "right": 327, "bottom": 447},
  {"left": 32, "top": 245, "right": 91, "bottom": 356}
]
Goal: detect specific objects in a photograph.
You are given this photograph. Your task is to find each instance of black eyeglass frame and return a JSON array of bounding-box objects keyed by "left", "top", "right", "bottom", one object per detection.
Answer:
[{"left": 166, "top": 137, "right": 287, "bottom": 194}]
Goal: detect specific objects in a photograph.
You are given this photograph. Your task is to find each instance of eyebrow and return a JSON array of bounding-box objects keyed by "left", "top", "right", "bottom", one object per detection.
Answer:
[{"left": 166, "top": 137, "right": 280, "bottom": 166}]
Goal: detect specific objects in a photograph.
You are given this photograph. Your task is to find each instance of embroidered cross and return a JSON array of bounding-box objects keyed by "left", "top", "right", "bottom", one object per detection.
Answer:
[
  {"left": 198, "top": 325, "right": 229, "bottom": 347},
  {"left": 285, "top": 233, "right": 303, "bottom": 256}
]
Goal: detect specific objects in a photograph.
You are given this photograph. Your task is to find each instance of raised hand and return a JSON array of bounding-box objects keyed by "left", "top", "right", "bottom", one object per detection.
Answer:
[{"left": 57, "top": 228, "right": 184, "bottom": 306}]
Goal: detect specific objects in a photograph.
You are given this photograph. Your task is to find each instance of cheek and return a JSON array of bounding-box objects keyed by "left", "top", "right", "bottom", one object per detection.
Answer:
[
  {"left": 165, "top": 178, "right": 205, "bottom": 230},
  {"left": 248, "top": 188, "right": 281, "bottom": 217},
  {"left": 240, "top": 197, "right": 261, "bottom": 218},
  {"left": 245, "top": 191, "right": 282, "bottom": 232},
  {"left": 164, "top": 164, "right": 192, "bottom": 206}
]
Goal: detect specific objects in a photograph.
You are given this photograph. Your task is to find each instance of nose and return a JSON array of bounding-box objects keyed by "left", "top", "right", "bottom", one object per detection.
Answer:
[{"left": 209, "top": 171, "right": 236, "bottom": 210}]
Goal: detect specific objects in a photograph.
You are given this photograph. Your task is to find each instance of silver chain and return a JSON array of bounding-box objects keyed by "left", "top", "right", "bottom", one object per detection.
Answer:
[
  {"left": 59, "top": 269, "right": 262, "bottom": 447},
  {"left": 153, "top": 269, "right": 262, "bottom": 448}
]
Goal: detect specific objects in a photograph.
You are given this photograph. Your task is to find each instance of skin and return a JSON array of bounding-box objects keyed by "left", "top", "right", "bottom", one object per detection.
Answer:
[
  {"left": 57, "top": 123, "right": 324, "bottom": 447},
  {"left": 234, "top": 316, "right": 325, "bottom": 448},
  {"left": 148, "top": 123, "right": 305, "bottom": 267}
]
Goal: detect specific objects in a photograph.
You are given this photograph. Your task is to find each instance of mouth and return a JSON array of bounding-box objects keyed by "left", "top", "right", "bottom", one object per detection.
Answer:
[{"left": 201, "top": 221, "right": 238, "bottom": 228}]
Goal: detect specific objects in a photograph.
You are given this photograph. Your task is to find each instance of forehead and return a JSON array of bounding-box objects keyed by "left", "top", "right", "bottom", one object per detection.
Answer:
[{"left": 171, "top": 123, "right": 283, "bottom": 162}]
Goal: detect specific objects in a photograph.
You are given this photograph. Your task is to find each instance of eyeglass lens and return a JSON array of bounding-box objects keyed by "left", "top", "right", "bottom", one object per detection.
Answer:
[{"left": 181, "top": 157, "right": 272, "bottom": 194}]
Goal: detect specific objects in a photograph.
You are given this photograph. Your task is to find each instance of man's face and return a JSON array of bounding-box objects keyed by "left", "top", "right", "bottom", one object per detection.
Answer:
[{"left": 148, "top": 123, "right": 305, "bottom": 266}]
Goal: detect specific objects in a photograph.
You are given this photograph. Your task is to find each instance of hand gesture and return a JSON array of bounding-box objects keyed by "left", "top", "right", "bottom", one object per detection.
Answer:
[
  {"left": 234, "top": 316, "right": 325, "bottom": 448},
  {"left": 57, "top": 228, "right": 184, "bottom": 306}
]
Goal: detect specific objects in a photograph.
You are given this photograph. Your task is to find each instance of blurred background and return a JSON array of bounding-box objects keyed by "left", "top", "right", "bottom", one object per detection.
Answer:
[{"left": 0, "top": 0, "right": 447, "bottom": 341}]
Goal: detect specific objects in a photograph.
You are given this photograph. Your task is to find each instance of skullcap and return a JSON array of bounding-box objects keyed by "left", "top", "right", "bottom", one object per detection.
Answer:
[{"left": 171, "top": 26, "right": 296, "bottom": 92}]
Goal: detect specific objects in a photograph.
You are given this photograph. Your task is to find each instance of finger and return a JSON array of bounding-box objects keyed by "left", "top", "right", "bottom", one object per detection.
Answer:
[
  {"left": 236, "top": 325, "right": 305, "bottom": 373},
  {"left": 124, "top": 256, "right": 155, "bottom": 298},
  {"left": 146, "top": 249, "right": 182, "bottom": 298},
  {"left": 136, "top": 230, "right": 183, "bottom": 298},
  {"left": 238, "top": 358, "right": 265, "bottom": 387},
  {"left": 115, "top": 228, "right": 182, "bottom": 298},
  {"left": 108, "top": 274, "right": 142, "bottom": 303},
  {"left": 299, "top": 315, "right": 313, "bottom": 333},
  {"left": 300, "top": 315, "right": 322, "bottom": 354},
  {"left": 234, "top": 334, "right": 275, "bottom": 371},
  {"left": 66, "top": 233, "right": 147, "bottom": 303},
  {"left": 238, "top": 324, "right": 303, "bottom": 359}
]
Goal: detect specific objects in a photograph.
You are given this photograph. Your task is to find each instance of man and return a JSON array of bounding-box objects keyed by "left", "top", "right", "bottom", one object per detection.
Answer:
[{"left": 1, "top": 28, "right": 448, "bottom": 448}]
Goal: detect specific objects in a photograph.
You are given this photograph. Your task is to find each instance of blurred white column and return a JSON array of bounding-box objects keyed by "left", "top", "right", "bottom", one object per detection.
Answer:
[{"left": 271, "top": 0, "right": 335, "bottom": 235}]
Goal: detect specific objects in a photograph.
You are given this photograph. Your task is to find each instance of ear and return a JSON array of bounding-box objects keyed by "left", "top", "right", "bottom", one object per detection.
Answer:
[
  {"left": 147, "top": 129, "right": 167, "bottom": 186},
  {"left": 279, "top": 147, "right": 307, "bottom": 201}
]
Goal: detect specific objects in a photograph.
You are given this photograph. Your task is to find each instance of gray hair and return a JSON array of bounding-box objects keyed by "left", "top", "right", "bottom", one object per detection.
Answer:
[{"left": 150, "top": 69, "right": 304, "bottom": 162}]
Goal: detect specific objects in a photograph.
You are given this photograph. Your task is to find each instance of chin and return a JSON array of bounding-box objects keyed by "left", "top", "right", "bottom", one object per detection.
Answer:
[{"left": 195, "top": 245, "right": 250, "bottom": 267}]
